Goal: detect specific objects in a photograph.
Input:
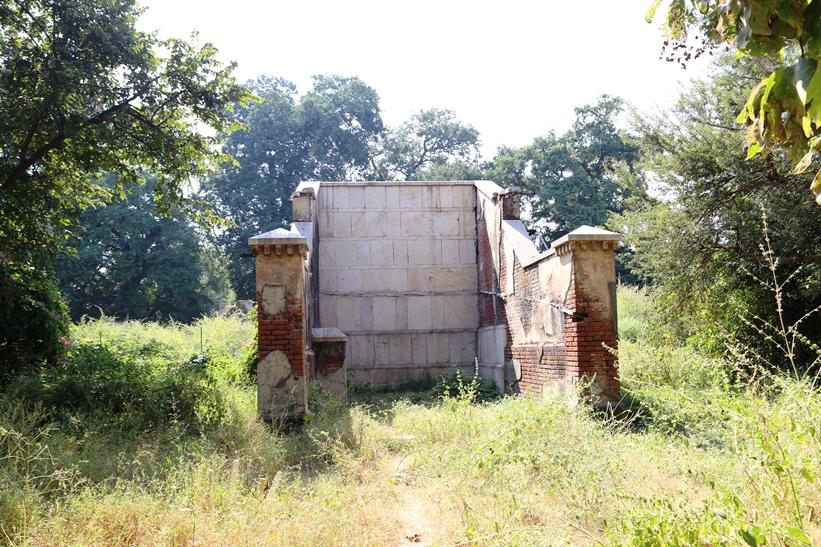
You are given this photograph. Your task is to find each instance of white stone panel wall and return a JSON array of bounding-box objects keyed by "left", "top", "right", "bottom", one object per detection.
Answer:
[{"left": 317, "top": 181, "right": 479, "bottom": 386}]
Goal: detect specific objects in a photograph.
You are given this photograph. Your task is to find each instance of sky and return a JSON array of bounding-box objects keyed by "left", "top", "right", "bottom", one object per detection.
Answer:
[{"left": 138, "top": 0, "right": 710, "bottom": 157}]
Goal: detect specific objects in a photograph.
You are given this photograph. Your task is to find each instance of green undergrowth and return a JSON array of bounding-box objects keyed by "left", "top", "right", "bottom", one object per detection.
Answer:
[{"left": 0, "top": 292, "right": 818, "bottom": 545}]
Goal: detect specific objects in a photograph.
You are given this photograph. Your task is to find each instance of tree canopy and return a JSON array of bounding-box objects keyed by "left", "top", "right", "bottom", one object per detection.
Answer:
[
  {"left": 648, "top": 0, "right": 821, "bottom": 203},
  {"left": 0, "top": 0, "right": 247, "bottom": 374},
  {"left": 490, "top": 96, "right": 643, "bottom": 241},
  {"left": 613, "top": 55, "right": 820, "bottom": 364},
  {"left": 207, "top": 75, "right": 384, "bottom": 298},
  {"left": 57, "top": 177, "right": 231, "bottom": 322},
  {"left": 367, "top": 108, "right": 480, "bottom": 181}
]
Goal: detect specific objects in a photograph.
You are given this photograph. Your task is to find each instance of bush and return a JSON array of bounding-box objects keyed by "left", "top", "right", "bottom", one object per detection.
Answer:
[
  {"left": 3, "top": 316, "right": 253, "bottom": 431},
  {"left": 7, "top": 344, "right": 227, "bottom": 430},
  {"left": 0, "top": 264, "right": 69, "bottom": 380},
  {"left": 434, "top": 364, "right": 500, "bottom": 404}
]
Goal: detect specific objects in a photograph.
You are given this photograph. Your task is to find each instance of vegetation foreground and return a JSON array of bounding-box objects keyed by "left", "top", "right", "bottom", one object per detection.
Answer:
[{"left": 1, "top": 290, "right": 819, "bottom": 546}]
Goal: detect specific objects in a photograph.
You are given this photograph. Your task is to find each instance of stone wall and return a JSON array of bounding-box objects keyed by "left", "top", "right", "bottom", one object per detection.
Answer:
[
  {"left": 315, "top": 182, "right": 478, "bottom": 387},
  {"left": 250, "top": 180, "right": 622, "bottom": 421}
]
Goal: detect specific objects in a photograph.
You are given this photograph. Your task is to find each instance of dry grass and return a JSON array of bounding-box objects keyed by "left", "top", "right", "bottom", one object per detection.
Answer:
[{"left": 1, "top": 297, "right": 819, "bottom": 546}]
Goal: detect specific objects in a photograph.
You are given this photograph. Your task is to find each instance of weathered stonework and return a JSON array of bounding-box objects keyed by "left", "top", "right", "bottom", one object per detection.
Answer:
[{"left": 251, "top": 180, "right": 622, "bottom": 419}]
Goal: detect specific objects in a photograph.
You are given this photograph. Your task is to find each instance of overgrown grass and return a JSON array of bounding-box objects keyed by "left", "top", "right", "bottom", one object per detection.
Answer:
[{"left": 1, "top": 294, "right": 819, "bottom": 545}]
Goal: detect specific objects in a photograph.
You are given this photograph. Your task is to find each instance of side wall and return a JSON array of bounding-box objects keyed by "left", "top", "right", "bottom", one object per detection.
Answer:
[{"left": 316, "top": 182, "right": 479, "bottom": 387}]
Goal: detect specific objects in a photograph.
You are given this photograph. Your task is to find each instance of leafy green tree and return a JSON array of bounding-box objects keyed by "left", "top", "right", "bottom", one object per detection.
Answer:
[
  {"left": 208, "top": 75, "right": 383, "bottom": 298},
  {"left": 367, "top": 108, "right": 480, "bottom": 180},
  {"left": 56, "top": 178, "right": 231, "bottom": 322},
  {"left": 0, "top": 0, "right": 247, "bottom": 375},
  {"left": 647, "top": 0, "right": 821, "bottom": 203},
  {"left": 490, "top": 96, "right": 643, "bottom": 241},
  {"left": 613, "top": 56, "right": 820, "bottom": 366}
]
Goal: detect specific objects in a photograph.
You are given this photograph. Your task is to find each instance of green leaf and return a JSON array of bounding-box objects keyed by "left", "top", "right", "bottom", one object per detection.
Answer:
[
  {"left": 793, "top": 58, "right": 817, "bottom": 104},
  {"left": 740, "top": 529, "right": 758, "bottom": 546},
  {"left": 806, "top": 66, "right": 821, "bottom": 125},
  {"left": 785, "top": 527, "right": 811, "bottom": 545},
  {"left": 645, "top": 0, "right": 662, "bottom": 23},
  {"left": 746, "top": 142, "right": 764, "bottom": 159}
]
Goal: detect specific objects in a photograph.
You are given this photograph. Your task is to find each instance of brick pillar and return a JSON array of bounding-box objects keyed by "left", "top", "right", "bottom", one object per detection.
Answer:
[
  {"left": 553, "top": 228, "right": 621, "bottom": 403},
  {"left": 249, "top": 229, "right": 309, "bottom": 422}
]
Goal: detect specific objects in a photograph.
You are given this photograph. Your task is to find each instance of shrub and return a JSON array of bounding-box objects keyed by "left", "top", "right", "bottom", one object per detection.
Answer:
[
  {"left": 434, "top": 362, "right": 500, "bottom": 404},
  {"left": 6, "top": 344, "right": 227, "bottom": 430},
  {"left": 0, "top": 264, "right": 69, "bottom": 380}
]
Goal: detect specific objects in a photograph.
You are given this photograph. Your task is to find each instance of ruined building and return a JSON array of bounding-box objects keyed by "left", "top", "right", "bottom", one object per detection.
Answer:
[{"left": 250, "top": 181, "right": 621, "bottom": 421}]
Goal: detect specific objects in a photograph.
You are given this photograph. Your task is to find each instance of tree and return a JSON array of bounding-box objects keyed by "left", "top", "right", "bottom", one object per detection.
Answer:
[
  {"left": 489, "top": 96, "right": 643, "bottom": 241},
  {"left": 56, "top": 177, "right": 231, "bottom": 322},
  {"left": 367, "top": 108, "right": 480, "bottom": 180},
  {"left": 613, "top": 55, "right": 820, "bottom": 366},
  {"left": 647, "top": 0, "right": 821, "bottom": 203},
  {"left": 0, "top": 0, "right": 248, "bottom": 375},
  {"left": 208, "top": 75, "right": 383, "bottom": 298}
]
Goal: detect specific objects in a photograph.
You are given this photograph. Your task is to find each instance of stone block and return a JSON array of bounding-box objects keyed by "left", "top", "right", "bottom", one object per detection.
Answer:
[
  {"left": 374, "top": 336, "right": 391, "bottom": 365},
  {"left": 318, "top": 211, "right": 333, "bottom": 237},
  {"left": 332, "top": 186, "right": 350, "bottom": 209},
  {"left": 428, "top": 267, "right": 465, "bottom": 292},
  {"left": 393, "top": 240, "right": 408, "bottom": 265},
  {"left": 373, "top": 296, "right": 397, "bottom": 330},
  {"left": 407, "top": 295, "right": 432, "bottom": 330},
  {"left": 385, "top": 186, "right": 400, "bottom": 208},
  {"left": 261, "top": 284, "right": 286, "bottom": 316},
  {"left": 427, "top": 333, "right": 450, "bottom": 364},
  {"left": 411, "top": 333, "right": 428, "bottom": 364},
  {"left": 364, "top": 185, "right": 386, "bottom": 209},
  {"left": 332, "top": 241, "right": 355, "bottom": 266},
  {"left": 352, "top": 211, "right": 387, "bottom": 237},
  {"left": 350, "top": 335, "right": 374, "bottom": 366},
  {"left": 356, "top": 240, "right": 371, "bottom": 265},
  {"left": 395, "top": 296, "right": 408, "bottom": 330},
  {"left": 347, "top": 186, "right": 364, "bottom": 208},
  {"left": 443, "top": 295, "right": 467, "bottom": 328},
  {"left": 336, "top": 297, "right": 361, "bottom": 331},
  {"left": 461, "top": 213, "right": 476, "bottom": 237},
  {"left": 363, "top": 269, "right": 407, "bottom": 292},
  {"left": 319, "top": 269, "right": 337, "bottom": 292},
  {"left": 389, "top": 334, "right": 413, "bottom": 365},
  {"left": 401, "top": 212, "right": 423, "bottom": 236},
  {"left": 407, "top": 239, "right": 438, "bottom": 265},
  {"left": 371, "top": 240, "right": 394, "bottom": 266},
  {"left": 449, "top": 332, "right": 476, "bottom": 364},
  {"left": 332, "top": 212, "right": 352, "bottom": 238},
  {"left": 407, "top": 268, "right": 429, "bottom": 292},
  {"left": 459, "top": 238, "right": 476, "bottom": 264},
  {"left": 430, "top": 295, "right": 446, "bottom": 329},
  {"left": 338, "top": 269, "right": 362, "bottom": 292},
  {"left": 257, "top": 350, "right": 305, "bottom": 420},
  {"left": 433, "top": 212, "right": 461, "bottom": 236},
  {"left": 359, "top": 296, "right": 374, "bottom": 330},
  {"left": 387, "top": 213, "right": 402, "bottom": 237},
  {"left": 438, "top": 186, "right": 454, "bottom": 208},
  {"left": 454, "top": 185, "right": 476, "bottom": 209},
  {"left": 319, "top": 296, "right": 336, "bottom": 327},
  {"left": 319, "top": 240, "right": 336, "bottom": 268},
  {"left": 440, "top": 239, "right": 459, "bottom": 265},
  {"left": 399, "top": 185, "right": 422, "bottom": 207}
]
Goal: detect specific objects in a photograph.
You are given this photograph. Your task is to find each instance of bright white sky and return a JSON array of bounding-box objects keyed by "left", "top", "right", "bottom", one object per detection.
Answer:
[{"left": 138, "top": 0, "right": 709, "bottom": 157}]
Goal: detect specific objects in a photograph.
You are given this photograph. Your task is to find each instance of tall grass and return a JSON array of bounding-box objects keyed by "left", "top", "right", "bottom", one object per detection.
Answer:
[{"left": 1, "top": 295, "right": 819, "bottom": 545}]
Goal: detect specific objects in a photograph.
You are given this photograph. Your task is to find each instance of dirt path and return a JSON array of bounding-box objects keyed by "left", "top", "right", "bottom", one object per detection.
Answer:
[{"left": 389, "top": 452, "right": 440, "bottom": 546}]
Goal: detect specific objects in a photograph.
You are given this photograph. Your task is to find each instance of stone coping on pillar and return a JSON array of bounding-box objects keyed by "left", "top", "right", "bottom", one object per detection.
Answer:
[
  {"left": 474, "top": 180, "right": 522, "bottom": 200},
  {"left": 311, "top": 327, "right": 347, "bottom": 342},
  {"left": 551, "top": 225, "right": 622, "bottom": 256},
  {"left": 248, "top": 227, "right": 309, "bottom": 256}
]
